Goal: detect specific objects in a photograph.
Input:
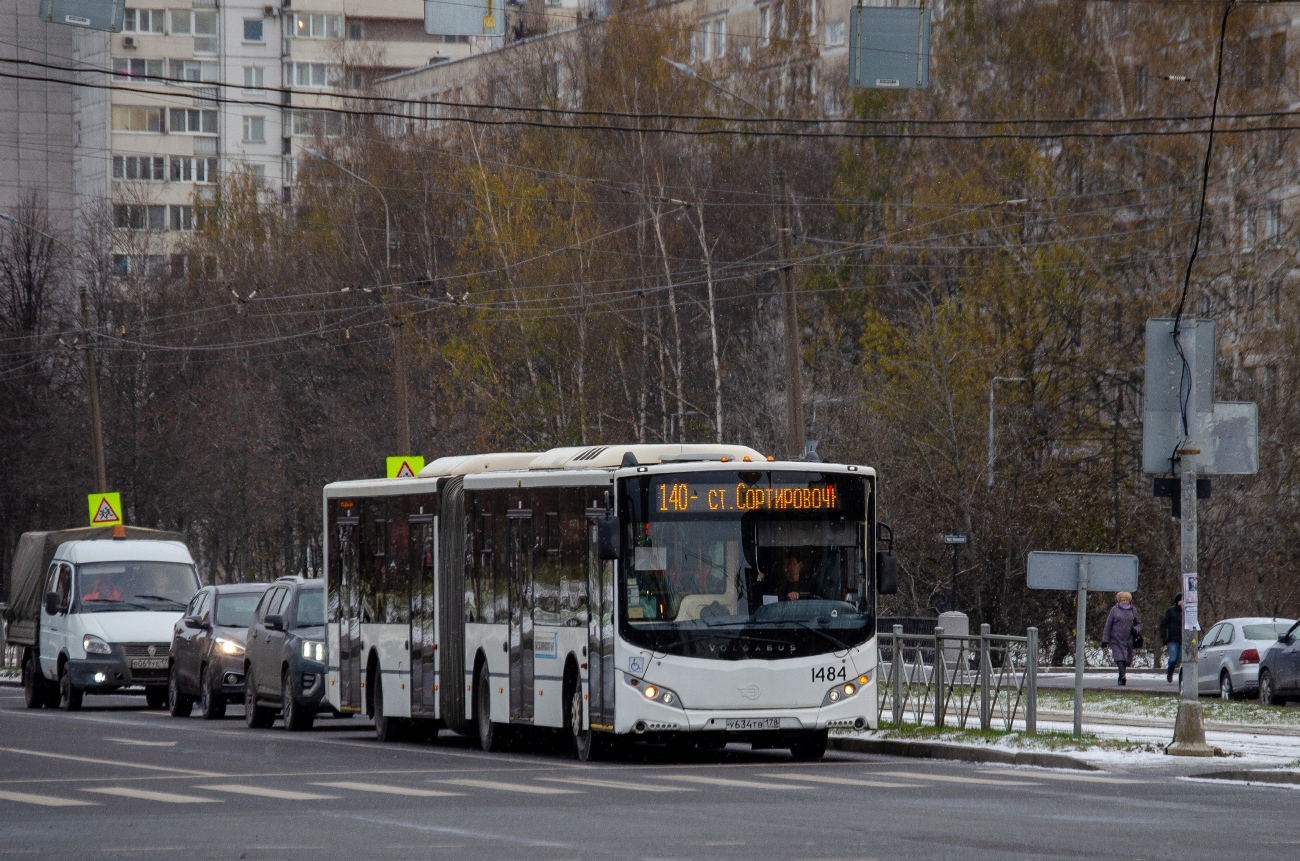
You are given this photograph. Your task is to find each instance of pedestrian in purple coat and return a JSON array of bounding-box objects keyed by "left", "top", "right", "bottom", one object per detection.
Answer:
[{"left": 1101, "top": 591, "right": 1142, "bottom": 686}]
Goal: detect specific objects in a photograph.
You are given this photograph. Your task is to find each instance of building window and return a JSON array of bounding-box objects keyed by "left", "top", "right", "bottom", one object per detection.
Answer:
[
  {"left": 122, "top": 8, "right": 164, "bottom": 34},
  {"left": 758, "top": 4, "right": 773, "bottom": 46},
  {"left": 112, "top": 57, "right": 165, "bottom": 83},
  {"left": 287, "top": 109, "right": 343, "bottom": 137},
  {"left": 252, "top": 164, "right": 267, "bottom": 179},
  {"left": 112, "top": 155, "right": 166, "bottom": 180},
  {"left": 170, "top": 108, "right": 218, "bottom": 135},
  {"left": 189, "top": 10, "right": 218, "bottom": 53},
  {"left": 1265, "top": 202, "right": 1282, "bottom": 241},
  {"left": 698, "top": 16, "right": 725, "bottom": 61},
  {"left": 292, "top": 13, "right": 342, "bottom": 39},
  {"left": 348, "top": 69, "right": 365, "bottom": 89},
  {"left": 169, "top": 205, "right": 194, "bottom": 231},
  {"left": 111, "top": 105, "right": 166, "bottom": 132},
  {"left": 243, "top": 18, "right": 264, "bottom": 43},
  {"left": 243, "top": 66, "right": 265, "bottom": 90},
  {"left": 347, "top": 20, "right": 363, "bottom": 39},
  {"left": 243, "top": 115, "right": 266, "bottom": 143},
  {"left": 169, "top": 59, "right": 218, "bottom": 83},
  {"left": 825, "top": 18, "right": 845, "bottom": 46},
  {"left": 113, "top": 203, "right": 166, "bottom": 231},
  {"left": 285, "top": 62, "right": 334, "bottom": 88},
  {"left": 170, "top": 156, "right": 218, "bottom": 183}
]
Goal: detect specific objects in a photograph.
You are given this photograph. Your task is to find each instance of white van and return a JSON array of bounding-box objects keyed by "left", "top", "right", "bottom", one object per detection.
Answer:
[{"left": 30, "top": 536, "right": 200, "bottom": 709}]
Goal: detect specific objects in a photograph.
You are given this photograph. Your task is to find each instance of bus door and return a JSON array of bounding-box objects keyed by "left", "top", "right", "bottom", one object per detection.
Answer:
[
  {"left": 334, "top": 512, "right": 362, "bottom": 712},
  {"left": 409, "top": 512, "right": 436, "bottom": 716},
  {"left": 507, "top": 509, "right": 534, "bottom": 722},
  {"left": 586, "top": 511, "right": 615, "bottom": 730}
]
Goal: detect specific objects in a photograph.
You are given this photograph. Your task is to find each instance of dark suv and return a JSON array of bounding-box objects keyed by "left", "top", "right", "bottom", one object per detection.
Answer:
[
  {"left": 168, "top": 582, "right": 270, "bottom": 720},
  {"left": 243, "top": 576, "right": 328, "bottom": 731}
]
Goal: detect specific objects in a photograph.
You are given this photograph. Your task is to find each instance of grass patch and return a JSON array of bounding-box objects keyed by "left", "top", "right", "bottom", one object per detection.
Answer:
[
  {"left": 867, "top": 723, "right": 1163, "bottom": 753},
  {"left": 1035, "top": 689, "right": 1300, "bottom": 726}
]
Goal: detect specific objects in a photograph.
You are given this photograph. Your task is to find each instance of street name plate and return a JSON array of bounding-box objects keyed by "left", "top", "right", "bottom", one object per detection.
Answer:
[
  {"left": 1026, "top": 551, "right": 1139, "bottom": 592},
  {"left": 942, "top": 534, "right": 967, "bottom": 544}
]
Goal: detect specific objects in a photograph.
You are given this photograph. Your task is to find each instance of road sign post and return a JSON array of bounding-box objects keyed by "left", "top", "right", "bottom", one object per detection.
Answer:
[
  {"left": 942, "top": 534, "right": 966, "bottom": 612},
  {"left": 1028, "top": 550, "right": 1139, "bottom": 737}
]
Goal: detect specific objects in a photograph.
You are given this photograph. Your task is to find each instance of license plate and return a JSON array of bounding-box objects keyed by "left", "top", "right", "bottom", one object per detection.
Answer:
[
  {"left": 724, "top": 717, "right": 781, "bottom": 731},
  {"left": 130, "top": 658, "right": 167, "bottom": 670}
]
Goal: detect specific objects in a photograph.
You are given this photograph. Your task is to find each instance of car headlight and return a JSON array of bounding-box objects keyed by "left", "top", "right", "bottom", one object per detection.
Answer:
[
  {"left": 302, "top": 640, "right": 325, "bottom": 663},
  {"left": 82, "top": 634, "right": 112, "bottom": 655},
  {"left": 214, "top": 637, "right": 244, "bottom": 656}
]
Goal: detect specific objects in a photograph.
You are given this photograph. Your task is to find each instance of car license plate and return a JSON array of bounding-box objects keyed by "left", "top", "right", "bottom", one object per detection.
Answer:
[
  {"left": 724, "top": 717, "right": 781, "bottom": 731},
  {"left": 130, "top": 658, "right": 167, "bottom": 670}
]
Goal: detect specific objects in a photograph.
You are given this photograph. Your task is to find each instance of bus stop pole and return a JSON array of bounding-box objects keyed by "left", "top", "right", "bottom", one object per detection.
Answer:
[{"left": 1073, "top": 555, "right": 1088, "bottom": 738}]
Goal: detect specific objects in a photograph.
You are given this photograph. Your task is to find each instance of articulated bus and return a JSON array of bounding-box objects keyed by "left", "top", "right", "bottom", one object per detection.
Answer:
[{"left": 322, "top": 443, "right": 897, "bottom": 760}]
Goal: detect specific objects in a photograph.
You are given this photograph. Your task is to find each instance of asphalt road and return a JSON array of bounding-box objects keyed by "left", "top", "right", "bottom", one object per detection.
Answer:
[{"left": 0, "top": 687, "right": 1294, "bottom": 861}]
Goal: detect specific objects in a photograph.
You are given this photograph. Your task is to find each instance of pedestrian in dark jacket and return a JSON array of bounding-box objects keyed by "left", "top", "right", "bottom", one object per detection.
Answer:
[
  {"left": 1101, "top": 591, "right": 1142, "bottom": 686},
  {"left": 1158, "top": 593, "right": 1183, "bottom": 683}
]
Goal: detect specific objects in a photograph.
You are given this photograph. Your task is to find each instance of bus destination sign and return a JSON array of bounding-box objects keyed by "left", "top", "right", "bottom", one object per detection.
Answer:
[{"left": 657, "top": 480, "right": 839, "bottom": 513}]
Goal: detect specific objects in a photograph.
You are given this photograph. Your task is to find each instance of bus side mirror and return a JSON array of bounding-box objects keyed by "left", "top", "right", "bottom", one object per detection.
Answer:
[
  {"left": 597, "top": 517, "right": 619, "bottom": 561},
  {"left": 876, "top": 551, "right": 898, "bottom": 595}
]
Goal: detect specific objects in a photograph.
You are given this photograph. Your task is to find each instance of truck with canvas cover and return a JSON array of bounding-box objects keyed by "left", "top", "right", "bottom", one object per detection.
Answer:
[{"left": 3, "top": 526, "right": 200, "bottom": 710}]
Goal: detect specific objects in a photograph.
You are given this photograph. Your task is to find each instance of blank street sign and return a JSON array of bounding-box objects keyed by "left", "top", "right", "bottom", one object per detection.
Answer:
[
  {"left": 1027, "top": 551, "right": 1138, "bottom": 592},
  {"left": 424, "top": 0, "right": 505, "bottom": 37},
  {"left": 40, "top": 0, "right": 125, "bottom": 31},
  {"left": 848, "top": 6, "right": 931, "bottom": 90}
]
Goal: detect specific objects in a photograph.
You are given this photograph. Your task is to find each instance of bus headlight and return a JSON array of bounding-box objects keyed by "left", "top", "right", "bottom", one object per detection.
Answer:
[
  {"left": 626, "top": 675, "right": 683, "bottom": 709},
  {"left": 821, "top": 677, "right": 865, "bottom": 706},
  {"left": 301, "top": 640, "right": 325, "bottom": 662}
]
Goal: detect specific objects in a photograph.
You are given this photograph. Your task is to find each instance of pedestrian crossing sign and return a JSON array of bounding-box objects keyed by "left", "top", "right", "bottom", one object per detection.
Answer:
[
  {"left": 88, "top": 492, "right": 123, "bottom": 527},
  {"left": 386, "top": 456, "right": 425, "bottom": 479}
]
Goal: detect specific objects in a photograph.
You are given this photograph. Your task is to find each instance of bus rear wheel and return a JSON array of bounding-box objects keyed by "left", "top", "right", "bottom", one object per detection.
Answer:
[
  {"left": 475, "top": 661, "right": 509, "bottom": 752},
  {"left": 789, "top": 729, "right": 828, "bottom": 761}
]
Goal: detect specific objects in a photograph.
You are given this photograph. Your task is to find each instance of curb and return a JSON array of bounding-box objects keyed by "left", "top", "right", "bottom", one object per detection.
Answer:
[
  {"left": 1191, "top": 769, "right": 1300, "bottom": 785},
  {"left": 829, "top": 736, "right": 1098, "bottom": 771}
]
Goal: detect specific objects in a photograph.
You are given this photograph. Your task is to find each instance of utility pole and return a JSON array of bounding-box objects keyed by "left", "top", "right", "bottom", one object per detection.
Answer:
[{"left": 775, "top": 169, "right": 805, "bottom": 460}]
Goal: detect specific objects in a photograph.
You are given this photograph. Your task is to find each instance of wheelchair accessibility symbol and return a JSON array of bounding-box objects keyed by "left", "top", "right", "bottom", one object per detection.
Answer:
[{"left": 628, "top": 656, "right": 646, "bottom": 674}]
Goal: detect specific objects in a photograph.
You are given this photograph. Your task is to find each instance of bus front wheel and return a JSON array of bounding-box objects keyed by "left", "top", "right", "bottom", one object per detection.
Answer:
[
  {"left": 789, "top": 729, "right": 828, "bottom": 761},
  {"left": 475, "top": 661, "right": 509, "bottom": 752}
]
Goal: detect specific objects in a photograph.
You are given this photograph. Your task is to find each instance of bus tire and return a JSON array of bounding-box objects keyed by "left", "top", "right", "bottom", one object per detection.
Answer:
[
  {"left": 789, "top": 729, "right": 828, "bottom": 761},
  {"left": 373, "top": 673, "right": 401, "bottom": 742},
  {"left": 475, "top": 661, "right": 509, "bottom": 752},
  {"left": 565, "top": 670, "right": 598, "bottom": 761}
]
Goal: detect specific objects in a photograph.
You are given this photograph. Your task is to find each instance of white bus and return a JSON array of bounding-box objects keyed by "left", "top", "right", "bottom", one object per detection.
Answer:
[{"left": 322, "top": 443, "right": 897, "bottom": 760}]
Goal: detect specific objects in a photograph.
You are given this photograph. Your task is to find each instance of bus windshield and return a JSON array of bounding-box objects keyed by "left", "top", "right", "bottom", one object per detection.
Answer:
[{"left": 619, "top": 470, "right": 873, "bottom": 659}]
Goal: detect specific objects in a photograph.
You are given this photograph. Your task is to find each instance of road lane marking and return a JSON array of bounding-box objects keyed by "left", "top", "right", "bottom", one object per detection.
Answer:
[
  {"left": 105, "top": 738, "right": 177, "bottom": 748},
  {"left": 0, "top": 747, "right": 218, "bottom": 776},
  {"left": 83, "top": 787, "right": 219, "bottom": 804},
  {"left": 312, "top": 781, "right": 464, "bottom": 797},
  {"left": 433, "top": 779, "right": 582, "bottom": 795},
  {"left": 976, "top": 769, "right": 1146, "bottom": 784},
  {"left": 321, "top": 812, "right": 579, "bottom": 849},
  {"left": 655, "top": 775, "right": 812, "bottom": 790},
  {"left": 872, "top": 771, "right": 1041, "bottom": 786},
  {"left": 538, "top": 777, "right": 694, "bottom": 792},
  {"left": 761, "top": 772, "right": 925, "bottom": 788},
  {"left": 197, "top": 784, "right": 338, "bottom": 801},
  {"left": 0, "top": 789, "right": 98, "bottom": 807}
]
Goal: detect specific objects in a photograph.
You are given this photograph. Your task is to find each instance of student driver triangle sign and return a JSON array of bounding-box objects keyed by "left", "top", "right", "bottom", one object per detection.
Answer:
[
  {"left": 87, "top": 492, "right": 123, "bottom": 527},
  {"left": 386, "top": 456, "right": 425, "bottom": 480}
]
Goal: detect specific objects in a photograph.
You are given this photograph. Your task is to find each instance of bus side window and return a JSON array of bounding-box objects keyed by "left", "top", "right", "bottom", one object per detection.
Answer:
[
  {"left": 559, "top": 488, "right": 588, "bottom": 627},
  {"left": 385, "top": 510, "right": 411, "bottom": 624},
  {"left": 474, "top": 510, "right": 494, "bottom": 623}
]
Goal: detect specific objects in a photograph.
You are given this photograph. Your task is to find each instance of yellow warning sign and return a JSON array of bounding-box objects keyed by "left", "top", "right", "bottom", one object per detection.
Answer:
[
  {"left": 386, "top": 456, "right": 426, "bottom": 480},
  {"left": 87, "top": 492, "right": 123, "bottom": 527}
]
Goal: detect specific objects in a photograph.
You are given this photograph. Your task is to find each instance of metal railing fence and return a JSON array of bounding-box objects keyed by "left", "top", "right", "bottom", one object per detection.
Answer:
[{"left": 878, "top": 623, "right": 1037, "bottom": 733}]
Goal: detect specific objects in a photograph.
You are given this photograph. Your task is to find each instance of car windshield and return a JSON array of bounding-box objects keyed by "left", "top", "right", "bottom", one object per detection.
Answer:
[
  {"left": 76, "top": 561, "right": 199, "bottom": 612},
  {"left": 295, "top": 589, "right": 325, "bottom": 628},
  {"left": 214, "top": 593, "right": 263, "bottom": 627},
  {"left": 1242, "top": 622, "right": 1295, "bottom": 641},
  {"left": 619, "top": 470, "right": 873, "bottom": 659}
]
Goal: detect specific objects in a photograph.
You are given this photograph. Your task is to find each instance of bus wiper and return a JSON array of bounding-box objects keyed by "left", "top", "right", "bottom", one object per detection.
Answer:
[
  {"left": 783, "top": 620, "right": 853, "bottom": 652},
  {"left": 130, "top": 593, "right": 187, "bottom": 609}
]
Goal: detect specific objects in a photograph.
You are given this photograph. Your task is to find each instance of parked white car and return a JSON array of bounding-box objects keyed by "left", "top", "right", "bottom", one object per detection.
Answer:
[{"left": 1197, "top": 617, "right": 1297, "bottom": 700}]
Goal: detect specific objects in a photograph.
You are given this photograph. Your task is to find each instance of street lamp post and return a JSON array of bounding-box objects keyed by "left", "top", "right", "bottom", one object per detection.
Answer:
[
  {"left": 987, "top": 376, "right": 1029, "bottom": 488},
  {"left": 302, "top": 148, "right": 410, "bottom": 456},
  {"left": 1, "top": 212, "right": 107, "bottom": 493},
  {"left": 661, "top": 57, "right": 806, "bottom": 458}
]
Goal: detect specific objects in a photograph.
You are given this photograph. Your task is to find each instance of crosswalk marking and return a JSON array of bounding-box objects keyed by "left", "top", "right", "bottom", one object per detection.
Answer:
[
  {"left": 83, "top": 787, "right": 218, "bottom": 804},
  {"left": 762, "top": 772, "right": 925, "bottom": 789},
  {"left": 312, "top": 782, "right": 464, "bottom": 797},
  {"left": 538, "top": 777, "right": 694, "bottom": 793},
  {"left": 0, "top": 789, "right": 98, "bottom": 807},
  {"left": 656, "top": 775, "right": 812, "bottom": 790},
  {"left": 977, "top": 769, "right": 1145, "bottom": 785},
  {"left": 873, "top": 771, "right": 1041, "bottom": 787},
  {"left": 196, "top": 784, "right": 337, "bottom": 801},
  {"left": 434, "top": 779, "right": 582, "bottom": 795}
]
